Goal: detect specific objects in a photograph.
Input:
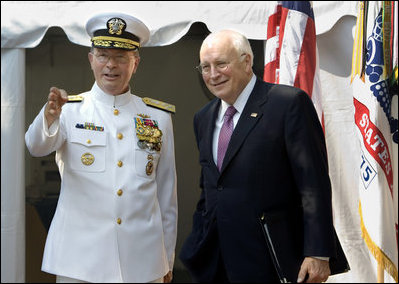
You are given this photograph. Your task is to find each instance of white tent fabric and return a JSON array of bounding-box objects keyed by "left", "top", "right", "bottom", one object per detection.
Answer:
[
  {"left": 3, "top": 1, "right": 397, "bottom": 283},
  {"left": 1, "top": 1, "right": 357, "bottom": 49},
  {"left": 1, "top": 48, "right": 25, "bottom": 283}
]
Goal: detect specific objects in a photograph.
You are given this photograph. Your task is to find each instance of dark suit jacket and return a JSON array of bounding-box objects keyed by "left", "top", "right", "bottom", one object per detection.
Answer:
[{"left": 180, "top": 79, "right": 348, "bottom": 282}]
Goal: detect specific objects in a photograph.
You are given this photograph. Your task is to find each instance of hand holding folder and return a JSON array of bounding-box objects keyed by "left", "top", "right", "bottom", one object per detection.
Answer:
[{"left": 259, "top": 211, "right": 350, "bottom": 283}]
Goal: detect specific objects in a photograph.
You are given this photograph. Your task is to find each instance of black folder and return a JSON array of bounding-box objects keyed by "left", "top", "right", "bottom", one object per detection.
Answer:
[{"left": 259, "top": 211, "right": 349, "bottom": 283}]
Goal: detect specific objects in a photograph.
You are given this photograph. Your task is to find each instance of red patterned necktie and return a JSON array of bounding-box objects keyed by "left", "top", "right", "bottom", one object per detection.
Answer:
[{"left": 217, "top": 106, "right": 237, "bottom": 171}]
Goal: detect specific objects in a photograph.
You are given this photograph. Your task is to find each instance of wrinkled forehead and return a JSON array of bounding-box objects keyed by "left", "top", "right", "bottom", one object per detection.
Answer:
[{"left": 200, "top": 36, "right": 236, "bottom": 62}]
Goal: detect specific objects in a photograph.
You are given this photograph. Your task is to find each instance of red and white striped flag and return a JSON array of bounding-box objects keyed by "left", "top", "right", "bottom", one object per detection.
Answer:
[
  {"left": 263, "top": 1, "right": 323, "bottom": 127},
  {"left": 351, "top": 1, "right": 398, "bottom": 282}
]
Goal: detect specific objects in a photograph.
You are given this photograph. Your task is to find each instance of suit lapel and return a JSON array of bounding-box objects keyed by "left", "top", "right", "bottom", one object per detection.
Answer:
[
  {"left": 202, "top": 99, "right": 220, "bottom": 170},
  {"left": 219, "top": 80, "right": 270, "bottom": 174}
]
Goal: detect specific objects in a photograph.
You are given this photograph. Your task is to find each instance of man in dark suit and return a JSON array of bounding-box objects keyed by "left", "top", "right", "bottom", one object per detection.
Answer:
[{"left": 180, "top": 30, "right": 348, "bottom": 283}]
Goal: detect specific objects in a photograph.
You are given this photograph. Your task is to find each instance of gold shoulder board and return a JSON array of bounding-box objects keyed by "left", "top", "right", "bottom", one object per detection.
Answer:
[
  {"left": 142, "top": 97, "right": 176, "bottom": 114},
  {"left": 67, "top": 95, "right": 83, "bottom": 103}
]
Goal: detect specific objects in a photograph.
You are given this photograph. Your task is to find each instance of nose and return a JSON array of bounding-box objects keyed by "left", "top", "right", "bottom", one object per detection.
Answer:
[
  {"left": 208, "top": 66, "right": 221, "bottom": 78},
  {"left": 106, "top": 56, "right": 118, "bottom": 67}
]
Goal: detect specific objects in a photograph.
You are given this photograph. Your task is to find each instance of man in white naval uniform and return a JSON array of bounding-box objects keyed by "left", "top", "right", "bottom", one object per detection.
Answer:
[{"left": 25, "top": 12, "right": 177, "bottom": 283}]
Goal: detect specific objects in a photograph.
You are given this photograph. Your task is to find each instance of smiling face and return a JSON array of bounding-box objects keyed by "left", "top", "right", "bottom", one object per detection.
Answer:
[
  {"left": 88, "top": 48, "right": 140, "bottom": 95},
  {"left": 199, "top": 31, "right": 253, "bottom": 105}
]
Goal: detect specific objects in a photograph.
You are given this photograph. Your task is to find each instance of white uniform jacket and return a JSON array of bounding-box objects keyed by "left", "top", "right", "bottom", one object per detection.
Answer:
[{"left": 25, "top": 83, "right": 178, "bottom": 283}]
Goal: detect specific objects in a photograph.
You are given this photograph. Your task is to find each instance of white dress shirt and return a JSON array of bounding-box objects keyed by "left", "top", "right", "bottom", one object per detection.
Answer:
[{"left": 212, "top": 74, "right": 257, "bottom": 165}]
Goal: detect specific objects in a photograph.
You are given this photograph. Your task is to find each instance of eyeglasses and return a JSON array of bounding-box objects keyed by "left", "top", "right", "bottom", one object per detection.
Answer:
[
  {"left": 196, "top": 53, "right": 246, "bottom": 75},
  {"left": 92, "top": 52, "right": 134, "bottom": 64}
]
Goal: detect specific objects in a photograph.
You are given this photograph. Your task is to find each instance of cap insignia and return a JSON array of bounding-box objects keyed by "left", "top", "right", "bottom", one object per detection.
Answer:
[{"left": 107, "top": 18, "right": 126, "bottom": 35}]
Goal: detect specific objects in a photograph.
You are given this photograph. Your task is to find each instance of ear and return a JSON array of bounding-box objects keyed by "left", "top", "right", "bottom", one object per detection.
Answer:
[
  {"left": 244, "top": 54, "right": 252, "bottom": 73},
  {"left": 88, "top": 52, "right": 94, "bottom": 70},
  {"left": 132, "top": 56, "right": 141, "bottom": 73}
]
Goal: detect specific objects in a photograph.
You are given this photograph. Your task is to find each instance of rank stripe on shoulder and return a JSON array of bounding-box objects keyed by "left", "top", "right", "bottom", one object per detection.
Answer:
[
  {"left": 142, "top": 97, "right": 176, "bottom": 114},
  {"left": 67, "top": 95, "right": 84, "bottom": 103}
]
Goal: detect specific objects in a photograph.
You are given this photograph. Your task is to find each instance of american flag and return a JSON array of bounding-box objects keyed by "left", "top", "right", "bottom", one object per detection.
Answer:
[{"left": 263, "top": 1, "right": 323, "bottom": 127}]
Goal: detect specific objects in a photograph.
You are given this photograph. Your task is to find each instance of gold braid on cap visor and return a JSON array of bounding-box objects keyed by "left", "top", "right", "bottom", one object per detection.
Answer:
[{"left": 91, "top": 36, "right": 140, "bottom": 49}]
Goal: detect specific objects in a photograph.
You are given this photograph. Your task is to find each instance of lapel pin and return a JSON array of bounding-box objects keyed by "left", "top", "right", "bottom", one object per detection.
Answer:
[{"left": 251, "top": 113, "right": 258, "bottom": 117}]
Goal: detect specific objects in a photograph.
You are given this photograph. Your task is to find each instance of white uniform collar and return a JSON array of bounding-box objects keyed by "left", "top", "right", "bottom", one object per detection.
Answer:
[{"left": 91, "top": 82, "right": 132, "bottom": 107}]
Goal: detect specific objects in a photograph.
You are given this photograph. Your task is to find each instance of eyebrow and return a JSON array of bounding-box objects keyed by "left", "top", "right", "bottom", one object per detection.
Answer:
[{"left": 201, "top": 59, "right": 228, "bottom": 65}]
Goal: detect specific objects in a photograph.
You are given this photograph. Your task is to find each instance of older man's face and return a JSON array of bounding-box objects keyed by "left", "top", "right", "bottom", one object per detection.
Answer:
[
  {"left": 199, "top": 35, "right": 251, "bottom": 105},
  {"left": 88, "top": 48, "right": 139, "bottom": 95}
]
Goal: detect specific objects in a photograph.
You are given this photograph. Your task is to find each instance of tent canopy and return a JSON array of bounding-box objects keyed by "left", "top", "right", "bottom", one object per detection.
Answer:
[{"left": 1, "top": 1, "right": 357, "bottom": 48}]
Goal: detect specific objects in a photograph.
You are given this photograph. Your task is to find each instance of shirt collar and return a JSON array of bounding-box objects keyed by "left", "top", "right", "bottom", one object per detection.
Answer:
[
  {"left": 91, "top": 82, "right": 132, "bottom": 107},
  {"left": 218, "top": 74, "right": 256, "bottom": 121}
]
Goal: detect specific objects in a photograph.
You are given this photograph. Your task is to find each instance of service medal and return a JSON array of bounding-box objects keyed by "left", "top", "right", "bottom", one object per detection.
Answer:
[
  {"left": 146, "top": 154, "right": 154, "bottom": 175},
  {"left": 134, "top": 115, "right": 163, "bottom": 152},
  {"left": 146, "top": 161, "right": 154, "bottom": 175},
  {"left": 81, "top": 152, "right": 95, "bottom": 166}
]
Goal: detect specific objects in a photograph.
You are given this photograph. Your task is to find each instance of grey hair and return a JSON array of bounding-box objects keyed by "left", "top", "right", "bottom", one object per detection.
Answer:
[{"left": 202, "top": 30, "right": 254, "bottom": 66}]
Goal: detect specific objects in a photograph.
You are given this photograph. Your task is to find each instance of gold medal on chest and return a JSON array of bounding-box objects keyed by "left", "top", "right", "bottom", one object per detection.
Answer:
[
  {"left": 146, "top": 154, "right": 154, "bottom": 175},
  {"left": 81, "top": 152, "right": 95, "bottom": 166},
  {"left": 134, "top": 114, "right": 163, "bottom": 152}
]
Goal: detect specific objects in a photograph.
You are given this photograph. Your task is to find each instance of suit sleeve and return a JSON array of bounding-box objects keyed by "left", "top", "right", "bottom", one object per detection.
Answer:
[
  {"left": 284, "top": 90, "right": 336, "bottom": 257},
  {"left": 193, "top": 112, "right": 206, "bottom": 210}
]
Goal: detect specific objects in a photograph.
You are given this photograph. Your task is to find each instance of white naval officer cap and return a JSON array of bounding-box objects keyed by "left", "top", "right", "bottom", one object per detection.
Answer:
[{"left": 86, "top": 12, "right": 150, "bottom": 50}]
